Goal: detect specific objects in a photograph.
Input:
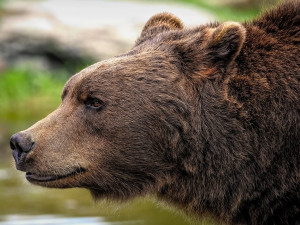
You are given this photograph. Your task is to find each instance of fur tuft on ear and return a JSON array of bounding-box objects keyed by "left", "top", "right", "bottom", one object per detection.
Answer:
[
  {"left": 135, "top": 13, "right": 183, "bottom": 46},
  {"left": 206, "top": 22, "right": 246, "bottom": 69},
  {"left": 143, "top": 12, "right": 183, "bottom": 31}
]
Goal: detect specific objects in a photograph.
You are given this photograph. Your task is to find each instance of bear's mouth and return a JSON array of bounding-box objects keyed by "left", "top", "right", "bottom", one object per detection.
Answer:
[{"left": 25, "top": 168, "right": 86, "bottom": 182}]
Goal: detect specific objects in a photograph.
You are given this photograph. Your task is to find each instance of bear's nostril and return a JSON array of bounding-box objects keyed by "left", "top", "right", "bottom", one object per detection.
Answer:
[{"left": 10, "top": 140, "right": 16, "bottom": 150}]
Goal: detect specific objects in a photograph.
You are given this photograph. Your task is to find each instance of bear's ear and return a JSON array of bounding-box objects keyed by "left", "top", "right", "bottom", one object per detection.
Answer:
[
  {"left": 135, "top": 13, "right": 183, "bottom": 46},
  {"left": 205, "top": 22, "right": 246, "bottom": 69}
]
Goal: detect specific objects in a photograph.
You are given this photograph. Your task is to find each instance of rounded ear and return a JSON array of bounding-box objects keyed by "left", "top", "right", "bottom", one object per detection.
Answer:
[
  {"left": 135, "top": 13, "right": 183, "bottom": 46},
  {"left": 206, "top": 22, "right": 246, "bottom": 69}
]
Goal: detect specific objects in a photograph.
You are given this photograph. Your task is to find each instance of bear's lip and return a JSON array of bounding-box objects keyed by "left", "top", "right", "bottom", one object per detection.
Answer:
[{"left": 25, "top": 167, "right": 86, "bottom": 182}]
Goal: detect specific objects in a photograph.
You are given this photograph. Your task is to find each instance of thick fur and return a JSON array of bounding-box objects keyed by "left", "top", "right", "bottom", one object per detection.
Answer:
[{"left": 11, "top": 1, "right": 299, "bottom": 225}]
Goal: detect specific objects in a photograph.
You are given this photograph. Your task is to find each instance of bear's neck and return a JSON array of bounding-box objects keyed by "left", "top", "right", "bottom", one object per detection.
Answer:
[
  {"left": 157, "top": 80, "right": 254, "bottom": 223},
  {"left": 158, "top": 76, "right": 299, "bottom": 225}
]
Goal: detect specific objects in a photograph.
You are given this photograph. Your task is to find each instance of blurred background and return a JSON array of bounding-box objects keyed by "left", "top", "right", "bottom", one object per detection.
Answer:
[{"left": 0, "top": 0, "right": 280, "bottom": 224}]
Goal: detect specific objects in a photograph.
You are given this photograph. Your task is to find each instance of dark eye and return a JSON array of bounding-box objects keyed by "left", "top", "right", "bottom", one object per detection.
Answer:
[{"left": 85, "top": 98, "right": 103, "bottom": 110}]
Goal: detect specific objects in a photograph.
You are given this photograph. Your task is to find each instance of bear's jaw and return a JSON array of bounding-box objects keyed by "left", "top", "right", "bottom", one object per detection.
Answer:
[{"left": 25, "top": 167, "right": 86, "bottom": 184}]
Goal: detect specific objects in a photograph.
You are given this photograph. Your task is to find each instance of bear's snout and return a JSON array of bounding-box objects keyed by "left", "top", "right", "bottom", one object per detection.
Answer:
[{"left": 10, "top": 132, "right": 35, "bottom": 171}]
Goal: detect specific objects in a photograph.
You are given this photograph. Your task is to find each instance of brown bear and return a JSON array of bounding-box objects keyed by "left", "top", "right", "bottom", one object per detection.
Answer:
[{"left": 10, "top": 1, "right": 299, "bottom": 225}]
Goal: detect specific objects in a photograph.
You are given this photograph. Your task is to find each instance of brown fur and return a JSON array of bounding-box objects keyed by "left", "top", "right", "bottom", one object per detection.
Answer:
[{"left": 10, "top": 1, "right": 300, "bottom": 225}]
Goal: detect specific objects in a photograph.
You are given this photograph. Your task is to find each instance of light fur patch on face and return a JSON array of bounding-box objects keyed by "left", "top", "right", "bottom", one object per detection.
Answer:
[{"left": 61, "top": 57, "right": 126, "bottom": 99}]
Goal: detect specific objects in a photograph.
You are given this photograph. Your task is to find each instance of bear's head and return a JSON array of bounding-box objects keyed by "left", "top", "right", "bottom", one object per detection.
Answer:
[{"left": 10, "top": 13, "right": 246, "bottom": 200}]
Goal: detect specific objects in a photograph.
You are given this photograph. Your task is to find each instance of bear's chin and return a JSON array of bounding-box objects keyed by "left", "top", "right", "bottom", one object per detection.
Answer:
[{"left": 25, "top": 168, "right": 86, "bottom": 188}]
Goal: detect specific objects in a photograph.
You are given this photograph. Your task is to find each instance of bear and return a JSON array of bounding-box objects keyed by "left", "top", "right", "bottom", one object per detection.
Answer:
[{"left": 10, "top": 1, "right": 299, "bottom": 225}]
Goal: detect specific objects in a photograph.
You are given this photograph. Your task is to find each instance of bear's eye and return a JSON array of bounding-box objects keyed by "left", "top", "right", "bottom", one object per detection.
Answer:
[{"left": 85, "top": 98, "right": 103, "bottom": 110}]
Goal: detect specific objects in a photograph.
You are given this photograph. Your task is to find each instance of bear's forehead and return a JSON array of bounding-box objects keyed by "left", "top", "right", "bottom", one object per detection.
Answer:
[
  {"left": 68, "top": 50, "right": 177, "bottom": 81},
  {"left": 64, "top": 57, "right": 127, "bottom": 88},
  {"left": 61, "top": 51, "right": 177, "bottom": 98}
]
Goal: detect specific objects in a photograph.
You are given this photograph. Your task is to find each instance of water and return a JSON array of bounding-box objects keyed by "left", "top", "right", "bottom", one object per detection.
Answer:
[
  {"left": 0, "top": 160, "right": 211, "bottom": 225},
  {"left": 0, "top": 215, "right": 120, "bottom": 225},
  {"left": 0, "top": 215, "right": 145, "bottom": 225}
]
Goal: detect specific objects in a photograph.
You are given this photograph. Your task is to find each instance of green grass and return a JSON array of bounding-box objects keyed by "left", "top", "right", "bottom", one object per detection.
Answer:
[
  {"left": 176, "top": 0, "right": 260, "bottom": 21},
  {"left": 0, "top": 68, "right": 68, "bottom": 123},
  {"left": 137, "top": 0, "right": 281, "bottom": 21}
]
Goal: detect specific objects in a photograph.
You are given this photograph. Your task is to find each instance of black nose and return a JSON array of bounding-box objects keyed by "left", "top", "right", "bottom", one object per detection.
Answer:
[{"left": 10, "top": 132, "right": 35, "bottom": 169}]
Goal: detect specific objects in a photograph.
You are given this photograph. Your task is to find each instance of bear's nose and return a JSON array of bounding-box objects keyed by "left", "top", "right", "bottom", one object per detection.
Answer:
[{"left": 10, "top": 132, "right": 35, "bottom": 169}]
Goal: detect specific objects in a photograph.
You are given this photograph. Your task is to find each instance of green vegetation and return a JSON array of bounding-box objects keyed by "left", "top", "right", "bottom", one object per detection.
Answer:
[
  {"left": 176, "top": 0, "right": 281, "bottom": 21},
  {"left": 0, "top": 68, "right": 68, "bottom": 123},
  {"left": 139, "top": 0, "right": 281, "bottom": 21},
  {"left": 176, "top": 0, "right": 258, "bottom": 21}
]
